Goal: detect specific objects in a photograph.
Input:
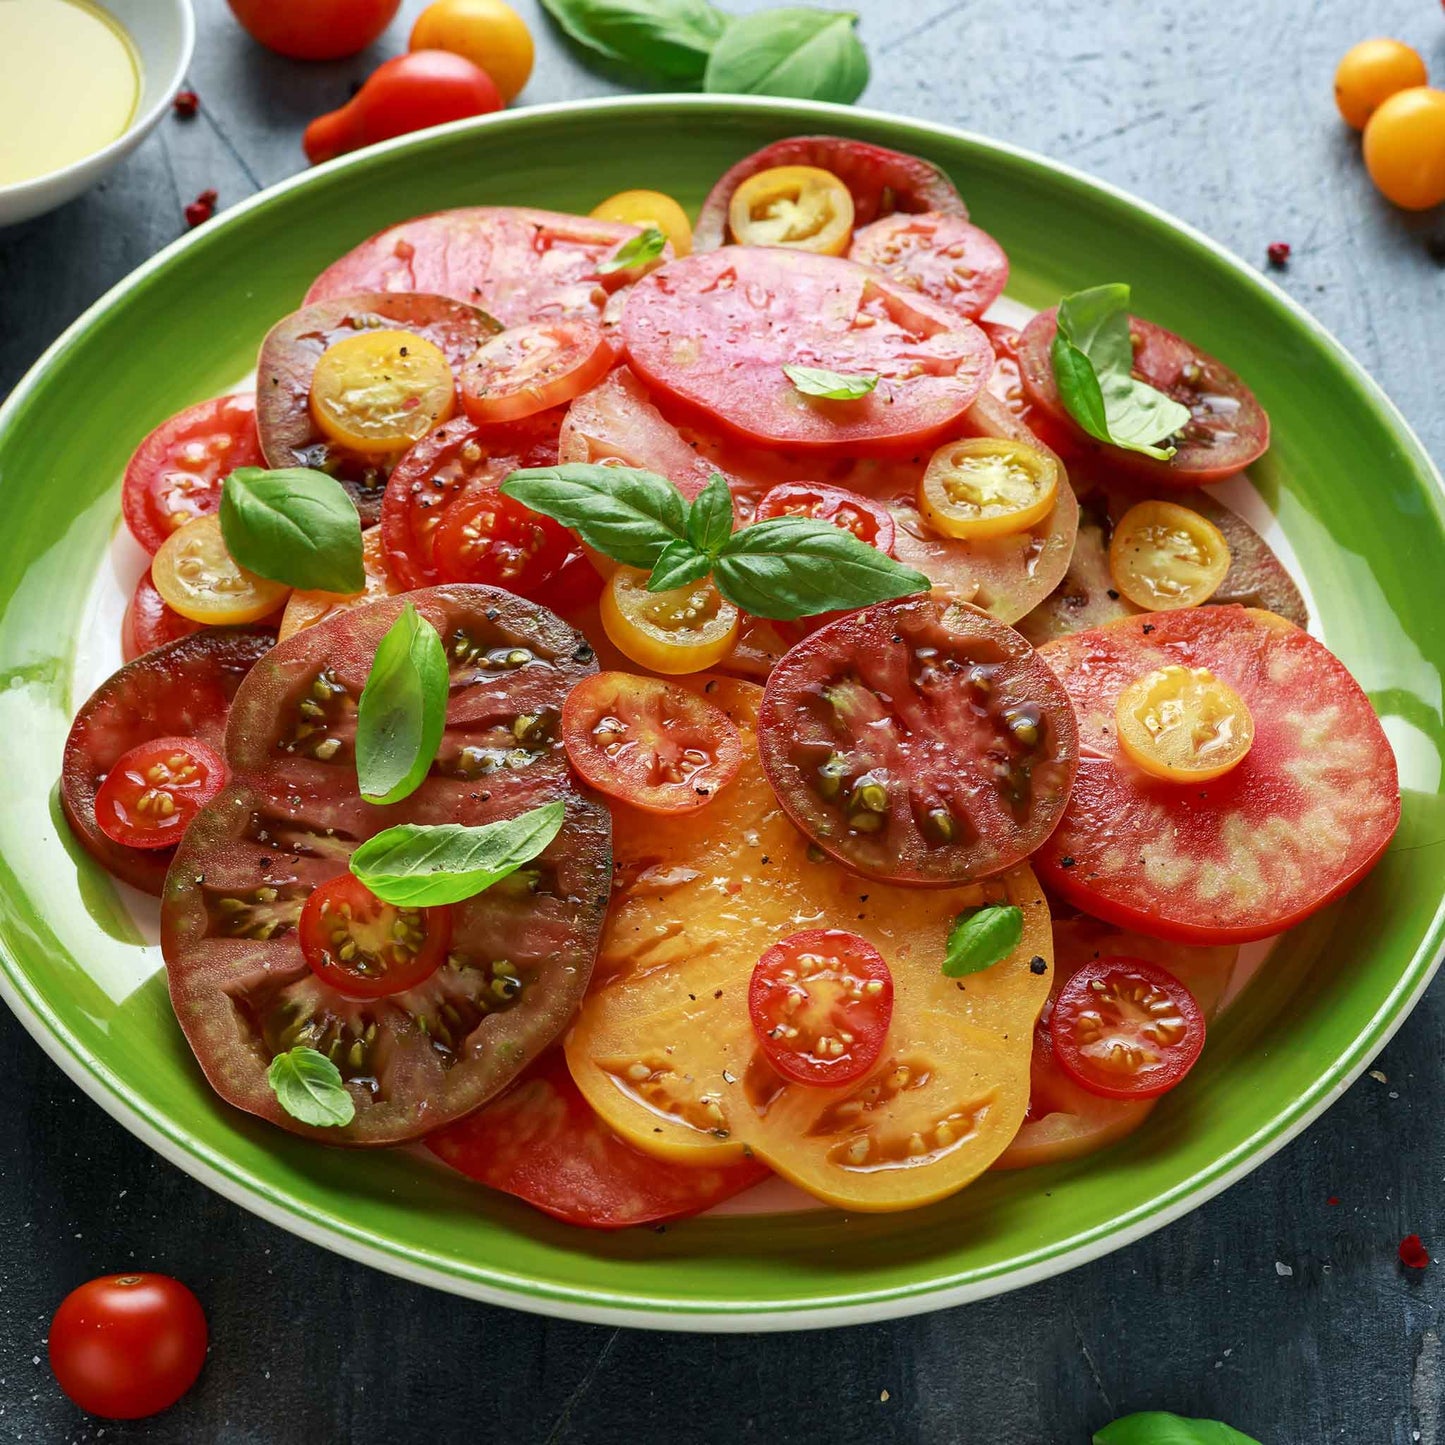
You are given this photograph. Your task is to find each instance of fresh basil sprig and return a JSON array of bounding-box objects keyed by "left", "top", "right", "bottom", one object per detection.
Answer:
[
  {"left": 267, "top": 1046, "right": 355, "bottom": 1128},
  {"left": 220, "top": 467, "right": 364, "bottom": 593},
  {"left": 1049, "top": 284, "right": 1192, "bottom": 460},
  {"left": 942, "top": 903, "right": 1024, "bottom": 977},
  {"left": 1094, "top": 1413, "right": 1261, "bottom": 1445},
  {"left": 784, "top": 364, "right": 880, "bottom": 400},
  {"left": 598, "top": 225, "right": 668, "bottom": 274},
  {"left": 539, "top": 0, "right": 730, "bottom": 82},
  {"left": 704, "top": 8, "right": 868, "bottom": 104},
  {"left": 355, "top": 604, "right": 449, "bottom": 806},
  {"left": 500, "top": 464, "right": 928, "bottom": 621},
  {"left": 350, "top": 800, "right": 565, "bottom": 907}
]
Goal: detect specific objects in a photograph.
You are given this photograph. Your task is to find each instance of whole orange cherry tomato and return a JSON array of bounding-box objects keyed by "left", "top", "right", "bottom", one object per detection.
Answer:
[
  {"left": 303, "top": 51, "right": 504, "bottom": 166},
  {"left": 226, "top": 0, "right": 400, "bottom": 61},
  {"left": 1363, "top": 87, "right": 1445, "bottom": 210},
  {"left": 1334, "top": 38, "right": 1427, "bottom": 131},
  {"left": 410, "top": 0, "right": 534, "bottom": 103}
]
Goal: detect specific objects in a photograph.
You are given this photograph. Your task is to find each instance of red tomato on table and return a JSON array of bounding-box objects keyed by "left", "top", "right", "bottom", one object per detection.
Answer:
[{"left": 227, "top": 0, "right": 400, "bottom": 60}]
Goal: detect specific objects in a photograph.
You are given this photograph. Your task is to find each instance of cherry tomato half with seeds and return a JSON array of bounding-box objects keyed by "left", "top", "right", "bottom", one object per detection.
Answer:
[
  {"left": 748, "top": 929, "right": 894, "bottom": 1088},
  {"left": 93, "top": 737, "right": 227, "bottom": 851},
  {"left": 459, "top": 320, "right": 614, "bottom": 425},
  {"left": 599, "top": 566, "right": 741, "bottom": 674},
  {"left": 754, "top": 482, "right": 897, "bottom": 555},
  {"left": 728, "top": 165, "right": 856, "bottom": 255},
  {"left": 430, "top": 485, "right": 574, "bottom": 597},
  {"left": 299, "top": 873, "right": 452, "bottom": 999},
  {"left": 1049, "top": 956, "right": 1205, "bottom": 1100}
]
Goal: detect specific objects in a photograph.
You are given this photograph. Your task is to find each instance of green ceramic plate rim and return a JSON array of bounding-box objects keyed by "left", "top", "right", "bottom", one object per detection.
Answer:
[{"left": 2, "top": 94, "right": 1442, "bottom": 1331}]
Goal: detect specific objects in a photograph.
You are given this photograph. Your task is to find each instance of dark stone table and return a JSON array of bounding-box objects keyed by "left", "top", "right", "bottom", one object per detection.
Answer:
[{"left": 2, "top": 0, "right": 1442, "bottom": 1439}]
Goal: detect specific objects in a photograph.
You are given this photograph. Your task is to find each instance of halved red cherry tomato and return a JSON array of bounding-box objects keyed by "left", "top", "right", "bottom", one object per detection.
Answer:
[
  {"left": 754, "top": 482, "right": 896, "bottom": 555},
  {"left": 94, "top": 737, "right": 227, "bottom": 851},
  {"left": 121, "top": 569, "right": 203, "bottom": 661},
  {"left": 122, "top": 394, "right": 264, "bottom": 555},
  {"left": 299, "top": 872, "right": 452, "bottom": 999},
  {"left": 1050, "top": 956, "right": 1205, "bottom": 1100},
  {"left": 431, "top": 486, "right": 573, "bottom": 597},
  {"left": 748, "top": 929, "right": 894, "bottom": 1087},
  {"left": 460, "top": 320, "right": 614, "bottom": 424},
  {"left": 561, "top": 671, "right": 743, "bottom": 814},
  {"left": 546, "top": 550, "right": 607, "bottom": 615},
  {"left": 848, "top": 212, "right": 1009, "bottom": 321}
]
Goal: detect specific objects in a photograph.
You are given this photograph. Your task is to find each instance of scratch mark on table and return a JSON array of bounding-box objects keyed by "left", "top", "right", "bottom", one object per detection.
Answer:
[
  {"left": 198, "top": 105, "right": 265, "bottom": 195},
  {"left": 1067, "top": 1302, "right": 1116, "bottom": 1417},
  {"left": 542, "top": 1329, "right": 622, "bottom": 1445},
  {"left": 878, "top": 0, "right": 971, "bottom": 56}
]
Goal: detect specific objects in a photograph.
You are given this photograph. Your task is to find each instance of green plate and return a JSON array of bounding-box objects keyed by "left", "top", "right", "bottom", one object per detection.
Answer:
[{"left": 1, "top": 96, "right": 1441, "bottom": 1331}]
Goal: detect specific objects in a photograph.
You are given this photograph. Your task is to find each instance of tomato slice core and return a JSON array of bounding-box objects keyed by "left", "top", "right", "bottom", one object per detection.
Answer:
[
  {"left": 93, "top": 737, "right": 227, "bottom": 850},
  {"left": 431, "top": 486, "right": 574, "bottom": 597}
]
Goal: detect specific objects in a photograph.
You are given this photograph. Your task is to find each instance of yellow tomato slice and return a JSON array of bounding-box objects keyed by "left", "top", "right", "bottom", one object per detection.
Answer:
[
  {"left": 599, "top": 566, "right": 740, "bottom": 675},
  {"left": 152, "top": 514, "right": 290, "bottom": 624},
  {"left": 278, "top": 526, "right": 399, "bottom": 642},
  {"left": 727, "top": 166, "right": 855, "bottom": 255},
  {"left": 565, "top": 678, "right": 1053, "bottom": 1212},
  {"left": 918, "top": 437, "right": 1060, "bottom": 540},
  {"left": 590, "top": 188, "right": 694, "bottom": 256},
  {"left": 1115, "top": 664, "right": 1255, "bottom": 783},
  {"left": 1108, "top": 500, "right": 1230, "bottom": 611},
  {"left": 307, "top": 328, "right": 455, "bottom": 457}
]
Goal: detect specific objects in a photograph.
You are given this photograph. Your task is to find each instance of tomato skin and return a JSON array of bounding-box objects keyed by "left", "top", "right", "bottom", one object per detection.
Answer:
[
  {"left": 94, "top": 737, "right": 227, "bottom": 851},
  {"left": 754, "top": 482, "right": 896, "bottom": 555},
  {"left": 227, "top": 0, "right": 398, "bottom": 58},
  {"left": 410, "top": 0, "right": 534, "bottom": 102},
  {"left": 49, "top": 1273, "right": 207, "bottom": 1420},
  {"left": 122, "top": 569, "right": 203, "bottom": 661},
  {"left": 299, "top": 874, "right": 452, "bottom": 999},
  {"left": 459, "top": 321, "right": 614, "bottom": 425}
]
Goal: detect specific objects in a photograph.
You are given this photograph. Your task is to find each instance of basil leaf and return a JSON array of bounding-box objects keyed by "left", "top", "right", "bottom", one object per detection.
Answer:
[
  {"left": 649, "top": 538, "right": 713, "bottom": 593},
  {"left": 350, "top": 801, "right": 566, "bottom": 907},
  {"left": 539, "top": 0, "right": 730, "bottom": 80},
  {"left": 686, "top": 473, "right": 735, "bottom": 557},
  {"left": 703, "top": 8, "right": 869, "bottom": 104},
  {"left": 355, "top": 604, "right": 448, "bottom": 806},
  {"left": 501, "top": 464, "right": 690, "bottom": 569},
  {"left": 784, "top": 364, "right": 879, "bottom": 400},
  {"left": 597, "top": 225, "right": 668, "bottom": 275},
  {"left": 220, "top": 467, "right": 364, "bottom": 593},
  {"left": 267, "top": 1047, "right": 355, "bottom": 1128},
  {"left": 713, "top": 516, "right": 929, "bottom": 621},
  {"left": 942, "top": 904, "right": 1024, "bottom": 977},
  {"left": 1094, "top": 1413, "right": 1261, "bottom": 1445}
]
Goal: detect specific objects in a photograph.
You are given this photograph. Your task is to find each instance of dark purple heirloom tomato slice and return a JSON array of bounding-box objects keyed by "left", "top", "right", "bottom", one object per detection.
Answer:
[
  {"left": 160, "top": 585, "right": 611, "bottom": 1146},
  {"left": 693, "top": 135, "right": 967, "bottom": 252},
  {"left": 848, "top": 212, "right": 1009, "bottom": 321},
  {"left": 758, "top": 594, "right": 1078, "bottom": 886},
  {"left": 1036, "top": 607, "right": 1399, "bottom": 943},
  {"left": 426, "top": 1049, "right": 770, "bottom": 1229},
  {"left": 304, "top": 207, "right": 670, "bottom": 327},
  {"left": 1016, "top": 308, "right": 1270, "bottom": 484},
  {"left": 255, "top": 291, "right": 500, "bottom": 527},
  {"left": 61, "top": 628, "right": 274, "bottom": 895},
  {"left": 621, "top": 249, "right": 995, "bottom": 454}
]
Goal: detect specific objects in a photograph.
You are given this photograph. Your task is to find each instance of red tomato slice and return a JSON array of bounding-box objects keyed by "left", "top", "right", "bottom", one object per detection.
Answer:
[
  {"left": 561, "top": 671, "right": 743, "bottom": 814},
  {"left": 748, "top": 929, "right": 894, "bottom": 1087},
  {"left": 1016, "top": 308, "right": 1270, "bottom": 484},
  {"left": 546, "top": 550, "right": 607, "bottom": 615},
  {"left": 621, "top": 249, "right": 995, "bottom": 454},
  {"left": 299, "top": 872, "right": 451, "bottom": 998},
  {"left": 94, "top": 737, "right": 227, "bottom": 851},
  {"left": 1037, "top": 606, "right": 1400, "bottom": 942},
  {"left": 304, "top": 207, "right": 668, "bottom": 327},
  {"left": 460, "top": 320, "right": 614, "bottom": 424},
  {"left": 121, "top": 394, "right": 264, "bottom": 554},
  {"left": 981, "top": 321, "right": 1029, "bottom": 420},
  {"left": 426, "top": 1050, "right": 770, "bottom": 1229},
  {"left": 848, "top": 212, "right": 1009, "bottom": 321},
  {"left": 430, "top": 486, "right": 574, "bottom": 598},
  {"left": 693, "top": 135, "right": 967, "bottom": 252},
  {"left": 121, "top": 568, "right": 204, "bottom": 661},
  {"left": 754, "top": 482, "right": 897, "bottom": 555}
]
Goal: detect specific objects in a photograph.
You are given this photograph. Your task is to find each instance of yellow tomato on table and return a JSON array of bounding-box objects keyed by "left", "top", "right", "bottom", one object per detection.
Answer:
[
  {"left": 409, "top": 0, "right": 533, "bottom": 102},
  {"left": 1334, "top": 38, "right": 1427, "bottom": 131},
  {"left": 1363, "top": 87, "right": 1445, "bottom": 210}
]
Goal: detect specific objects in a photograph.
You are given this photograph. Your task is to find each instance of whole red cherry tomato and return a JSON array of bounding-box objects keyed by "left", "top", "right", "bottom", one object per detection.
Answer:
[
  {"left": 303, "top": 51, "right": 504, "bottom": 165},
  {"left": 226, "top": 0, "right": 400, "bottom": 61}
]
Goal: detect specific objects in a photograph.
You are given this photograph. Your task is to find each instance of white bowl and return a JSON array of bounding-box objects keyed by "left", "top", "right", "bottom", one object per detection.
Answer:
[{"left": 0, "top": 0, "right": 195, "bottom": 228}]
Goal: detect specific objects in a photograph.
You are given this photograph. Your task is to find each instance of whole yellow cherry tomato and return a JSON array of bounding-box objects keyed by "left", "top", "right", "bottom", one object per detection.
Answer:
[
  {"left": 152, "top": 515, "right": 290, "bottom": 625},
  {"left": 600, "top": 567, "right": 740, "bottom": 674},
  {"left": 1334, "top": 38, "right": 1427, "bottom": 131},
  {"left": 308, "top": 329, "right": 455, "bottom": 457},
  {"left": 1108, "top": 500, "right": 1231, "bottom": 611},
  {"left": 1363, "top": 87, "right": 1445, "bottom": 210},
  {"left": 727, "top": 166, "right": 855, "bottom": 255},
  {"left": 918, "top": 438, "right": 1059, "bottom": 540},
  {"left": 409, "top": 0, "right": 533, "bottom": 103},
  {"left": 1115, "top": 665, "right": 1254, "bottom": 784},
  {"left": 591, "top": 189, "right": 694, "bottom": 257}
]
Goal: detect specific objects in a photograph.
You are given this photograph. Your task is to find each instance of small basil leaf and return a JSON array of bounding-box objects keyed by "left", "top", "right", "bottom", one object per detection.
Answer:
[
  {"left": 713, "top": 515, "right": 929, "bottom": 621},
  {"left": 649, "top": 538, "right": 714, "bottom": 593},
  {"left": 1056, "top": 283, "right": 1134, "bottom": 374},
  {"left": 686, "top": 473, "right": 735, "bottom": 557},
  {"left": 703, "top": 8, "right": 869, "bottom": 104},
  {"left": 501, "top": 463, "right": 690, "bottom": 570},
  {"left": 942, "top": 904, "right": 1024, "bottom": 977},
  {"left": 355, "top": 603, "right": 449, "bottom": 806},
  {"left": 783, "top": 364, "right": 879, "bottom": 400},
  {"left": 267, "top": 1047, "right": 355, "bottom": 1128},
  {"left": 1094, "top": 1413, "right": 1262, "bottom": 1445},
  {"left": 597, "top": 225, "right": 668, "bottom": 275},
  {"left": 220, "top": 467, "right": 364, "bottom": 593},
  {"left": 350, "top": 801, "right": 566, "bottom": 907},
  {"left": 1049, "top": 331, "right": 1111, "bottom": 439},
  {"left": 539, "top": 0, "right": 730, "bottom": 81}
]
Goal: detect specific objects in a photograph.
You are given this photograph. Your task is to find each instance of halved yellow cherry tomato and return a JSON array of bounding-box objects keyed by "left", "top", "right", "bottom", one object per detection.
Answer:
[
  {"left": 1115, "top": 665, "right": 1254, "bottom": 783},
  {"left": 152, "top": 514, "right": 290, "bottom": 624},
  {"left": 591, "top": 189, "right": 693, "bottom": 257},
  {"left": 308, "top": 328, "right": 455, "bottom": 457},
  {"left": 599, "top": 566, "right": 740, "bottom": 674},
  {"left": 918, "top": 437, "right": 1059, "bottom": 540},
  {"left": 1363, "top": 87, "right": 1445, "bottom": 211},
  {"left": 1108, "top": 500, "right": 1230, "bottom": 611},
  {"left": 727, "top": 166, "right": 855, "bottom": 255}
]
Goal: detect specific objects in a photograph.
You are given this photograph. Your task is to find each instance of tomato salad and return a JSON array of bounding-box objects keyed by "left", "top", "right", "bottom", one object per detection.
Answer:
[{"left": 62, "top": 135, "right": 1398, "bottom": 1228}]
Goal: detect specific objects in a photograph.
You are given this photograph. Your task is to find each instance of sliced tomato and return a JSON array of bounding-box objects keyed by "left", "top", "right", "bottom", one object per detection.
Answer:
[
  {"left": 160, "top": 586, "right": 610, "bottom": 1145},
  {"left": 460, "top": 320, "right": 614, "bottom": 424},
  {"left": 94, "top": 737, "right": 227, "bottom": 851},
  {"left": 982, "top": 321, "right": 1029, "bottom": 420},
  {"left": 299, "top": 873, "right": 451, "bottom": 999},
  {"left": 561, "top": 671, "right": 743, "bottom": 813},
  {"left": 754, "top": 482, "right": 896, "bottom": 554},
  {"left": 622, "top": 249, "right": 995, "bottom": 454},
  {"left": 122, "top": 394, "right": 264, "bottom": 555},
  {"left": 431, "top": 486, "right": 574, "bottom": 597},
  {"left": 304, "top": 207, "right": 669, "bottom": 327},
  {"left": 121, "top": 568, "right": 203, "bottom": 661},
  {"left": 1037, "top": 606, "right": 1399, "bottom": 942},
  {"left": 694, "top": 135, "right": 967, "bottom": 252},
  {"left": 61, "top": 628, "right": 274, "bottom": 895},
  {"left": 758, "top": 595, "right": 1078, "bottom": 885},
  {"left": 278, "top": 525, "right": 400, "bottom": 643},
  {"left": 545, "top": 550, "right": 607, "bottom": 615},
  {"left": 1016, "top": 308, "right": 1270, "bottom": 484},
  {"left": 848, "top": 212, "right": 1009, "bottom": 321},
  {"left": 426, "top": 1050, "right": 770, "bottom": 1229},
  {"left": 599, "top": 567, "right": 741, "bottom": 675}
]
